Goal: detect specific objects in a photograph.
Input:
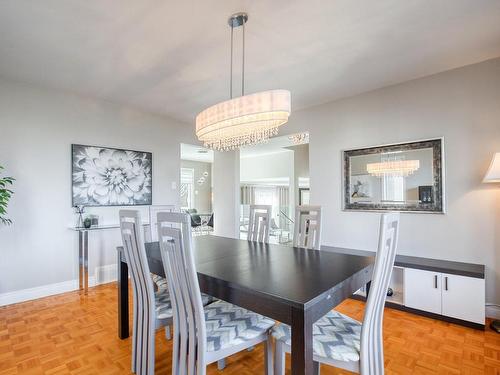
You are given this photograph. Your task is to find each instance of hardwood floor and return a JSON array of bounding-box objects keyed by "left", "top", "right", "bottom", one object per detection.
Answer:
[{"left": 0, "top": 283, "right": 498, "bottom": 374}]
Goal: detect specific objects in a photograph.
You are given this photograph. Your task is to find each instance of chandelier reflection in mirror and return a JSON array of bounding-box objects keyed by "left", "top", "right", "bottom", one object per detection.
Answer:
[
  {"left": 367, "top": 158, "right": 420, "bottom": 177},
  {"left": 196, "top": 13, "right": 291, "bottom": 151}
]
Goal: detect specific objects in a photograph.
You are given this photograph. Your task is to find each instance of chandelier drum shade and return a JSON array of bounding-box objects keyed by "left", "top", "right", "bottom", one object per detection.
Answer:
[
  {"left": 195, "top": 12, "right": 291, "bottom": 151},
  {"left": 196, "top": 90, "right": 291, "bottom": 151},
  {"left": 367, "top": 159, "right": 420, "bottom": 177}
]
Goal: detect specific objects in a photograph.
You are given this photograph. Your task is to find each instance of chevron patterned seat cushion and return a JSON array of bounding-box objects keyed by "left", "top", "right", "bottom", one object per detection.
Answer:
[
  {"left": 154, "top": 289, "right": 173, "bottom": 320},
  {"left": 151, "top": 273, "right": 169, "bottom": 292},
  {"left": 272, "top": 310, "right": 361, "bottom": 363},
  {"left": 155, "top": 289, "right": 214, "bottom": 321},
  {"left": 153, "top": 274, "right": 213, "bottom": 320},
  {"left": 203, "top": 300, "right": 275, "bottom": 352}
]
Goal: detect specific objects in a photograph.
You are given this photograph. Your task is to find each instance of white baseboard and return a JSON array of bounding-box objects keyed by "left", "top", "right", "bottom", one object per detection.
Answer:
[
  {"left": 95, "top": 264, "right": 117, "bottom": 285},
  {"left": 0, "top": 276, "right": 95, "bottom": 307},
  {"left": 0, "top": 263, "right": 121, "bottom": 307},
  {"left": 486, "top": 304, "right": 500, "bottom": 319}
]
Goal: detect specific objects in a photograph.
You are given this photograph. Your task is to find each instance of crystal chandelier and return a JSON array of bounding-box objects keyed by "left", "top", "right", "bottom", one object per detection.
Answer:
[
  {"left": 367, "top": 159, "right": 420, "bottom": 177},
  {"left": 196, "top": 13, "right": 291, "bottom": 151},
  {"left": 288, "top": 132, "right": 309, "bottom": 145}
]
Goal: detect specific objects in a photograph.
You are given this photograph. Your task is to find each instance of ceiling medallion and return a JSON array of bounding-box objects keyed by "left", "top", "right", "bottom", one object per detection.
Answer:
[{"left": 196, "top": 13, "right": 291, "bottom": 151}]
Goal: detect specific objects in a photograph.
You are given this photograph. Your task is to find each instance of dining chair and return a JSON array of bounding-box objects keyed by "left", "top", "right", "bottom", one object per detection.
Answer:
[
  {"left": 186, "top": 208, "right": 203, "bottom": 233},
  {"left": 157, "top": 211, "right": 275, "bottom": 375},
  {"left": 147, "top": 205, "right": 176, "bottom": 242},
  {"left": 293, "top": 205, "right": 322, "bottom": 250},
  {"left": 248, "top": 204, "right": 271, "bottom": 243},
  {"left": 120, "top": 210, "right": 211, "bottom": 375},
  {"left": 273, "top": 212, "right": 400, "bottom": 375},
  {"left": 119, "top": 210, "right": 174, "bottom": 375},
  {"left": 207, "top": 213, "right": 214, "bottom": 230}
]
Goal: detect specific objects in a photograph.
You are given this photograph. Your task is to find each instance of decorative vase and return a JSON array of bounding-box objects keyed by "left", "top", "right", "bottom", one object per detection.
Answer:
[
  {"left": 75, "top": 205, "right": 85, "bottom": 228},
  {"left": 83, "top": 218, "right": 92, "bottom": 229}
]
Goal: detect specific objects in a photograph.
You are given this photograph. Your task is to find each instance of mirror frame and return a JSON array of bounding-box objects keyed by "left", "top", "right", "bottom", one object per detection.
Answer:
[{"left": 342, "top": 138, "right": 445, "bottom": 213}]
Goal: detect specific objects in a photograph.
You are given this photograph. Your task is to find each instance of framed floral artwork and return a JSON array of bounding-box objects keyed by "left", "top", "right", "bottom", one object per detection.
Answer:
[{"left": 71, "top": 144, "right": 152, "bottom": 206}]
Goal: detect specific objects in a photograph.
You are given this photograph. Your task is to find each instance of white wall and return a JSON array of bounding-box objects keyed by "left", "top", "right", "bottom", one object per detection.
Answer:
[
  {"left": 213, "top": 150, "right": 240, "bottom": 238},
  {"left": 240, "top": 151, "right": 294, "bottom": 184},
  {"left": 289, "top": 144, "right": 309, "bottom": 206},
  {"left": 285, "top": 58, "right": 500, "bottom": 305},
  {"left": 0, "top": 79, "right": 195, "bottom": 298}
]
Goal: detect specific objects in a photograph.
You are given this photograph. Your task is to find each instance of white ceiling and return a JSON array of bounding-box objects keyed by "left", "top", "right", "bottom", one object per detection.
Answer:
[{"left": 1, "top": 1, "right": 500, "bottom": 123}]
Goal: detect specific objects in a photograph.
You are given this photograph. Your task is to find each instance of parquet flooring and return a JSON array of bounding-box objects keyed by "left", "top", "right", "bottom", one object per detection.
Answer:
[{"left": 0, "top": 283, "right": 498, "bottom": 374}]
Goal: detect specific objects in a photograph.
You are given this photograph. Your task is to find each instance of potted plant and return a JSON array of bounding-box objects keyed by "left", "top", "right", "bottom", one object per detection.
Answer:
[{"left": 0, "top": 165, "right": 15, "bottom": 225}]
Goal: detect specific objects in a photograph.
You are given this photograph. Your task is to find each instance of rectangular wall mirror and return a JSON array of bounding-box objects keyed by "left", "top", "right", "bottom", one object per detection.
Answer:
[{"left": 343, "top": 138, "right": 444, "bottom": 213}]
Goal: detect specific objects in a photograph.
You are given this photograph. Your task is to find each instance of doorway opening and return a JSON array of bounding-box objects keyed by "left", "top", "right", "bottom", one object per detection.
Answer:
[
  {"left": 180, "top": 143, "right": 214, "bottom": 235},
  {"left": 239, "top": 133, "right": 310, "bottom": 244}
]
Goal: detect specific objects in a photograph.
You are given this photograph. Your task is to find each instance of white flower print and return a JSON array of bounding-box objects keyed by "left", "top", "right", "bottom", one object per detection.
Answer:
[{"left": 72, "top": 145, "right": 152, "bottom": 206}]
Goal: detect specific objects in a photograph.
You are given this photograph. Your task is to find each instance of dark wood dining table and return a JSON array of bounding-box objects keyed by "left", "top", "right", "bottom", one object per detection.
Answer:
[{"left": 116, "top": 236, "right": 374, "bottom": 375}]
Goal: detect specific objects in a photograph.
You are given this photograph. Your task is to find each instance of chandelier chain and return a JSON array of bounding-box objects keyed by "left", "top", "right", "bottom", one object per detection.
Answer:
[
  {"left": 195, "top": 12, "right": 290, "bottom": 151},
  {"left": 242, "top": 20, "right": 245, "bottom": 96},
  {"left": 230, "top": 25, "right": 233, "bottom": 99}
]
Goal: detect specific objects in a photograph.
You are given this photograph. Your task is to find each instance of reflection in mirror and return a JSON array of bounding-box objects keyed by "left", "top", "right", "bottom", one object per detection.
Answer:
[{"left": 343, "top": 139, "right": 444, "bottom": 212}]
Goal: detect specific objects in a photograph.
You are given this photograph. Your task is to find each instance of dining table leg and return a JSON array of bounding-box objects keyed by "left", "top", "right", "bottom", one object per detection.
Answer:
[
  {"left": 291, "top": 307, "right": 317, "bottom": 375},
  {"left": 117, "top": 251, "right": 130, "bottom": 339}
]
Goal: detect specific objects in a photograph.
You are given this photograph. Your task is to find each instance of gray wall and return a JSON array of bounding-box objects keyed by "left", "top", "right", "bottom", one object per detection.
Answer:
[
  {"left": 285, "top": 58, "right": 500, "bottom": 305},
  {"left": 0, "top": 78, "right": 195, "bottom": 295}
]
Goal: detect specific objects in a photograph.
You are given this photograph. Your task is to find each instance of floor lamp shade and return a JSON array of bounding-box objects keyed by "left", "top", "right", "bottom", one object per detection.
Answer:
[{"left": 483, "top": 153, "right": 500, "bottom": 183}]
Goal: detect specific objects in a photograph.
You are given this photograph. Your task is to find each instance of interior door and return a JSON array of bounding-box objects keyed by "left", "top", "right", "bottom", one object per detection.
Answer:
[
  {"left": 441, "top": 273, "right": 485, "bottom": 324},
  {"left": 404, "top": 268, "right": 441, "bottom": 315}
]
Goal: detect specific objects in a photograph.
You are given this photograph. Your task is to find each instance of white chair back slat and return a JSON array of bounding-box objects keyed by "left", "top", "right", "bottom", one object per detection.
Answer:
[
  {"left": 248, "top": 205, "right": 271, "bottom": 243},
  {"left": 360, "top": 212, "right": 400, "bottom": 375},
  {"left": 119, "top": 210, "right": 156, "bottom": 375},
  {"left": 146, "top": 205, "right": 176, "bottom": 242},
  {"left": 293, "top": 205, "right": 322, "bottom": 250},
  {"left": 157, "top": 212, "right": 206, "bottom": 375}
]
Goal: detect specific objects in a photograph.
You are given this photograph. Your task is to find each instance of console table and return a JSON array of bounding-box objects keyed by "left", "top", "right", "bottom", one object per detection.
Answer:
[{"left": 70, "top": 223, "right": 148, "bottom": 294}]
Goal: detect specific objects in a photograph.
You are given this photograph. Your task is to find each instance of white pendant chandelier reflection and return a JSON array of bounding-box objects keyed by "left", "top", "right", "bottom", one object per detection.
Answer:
[
  {"left": 367, "top": 159, "right": 420, "bottom": 177},
  {"left": 288, "top": 132, "right": 309, "bottom": 145},
  {"left": 196, "top": 13, "right": 291, "bottom": 151}
]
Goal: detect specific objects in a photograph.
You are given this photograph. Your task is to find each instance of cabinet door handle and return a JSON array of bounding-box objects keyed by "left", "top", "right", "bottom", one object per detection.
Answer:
[
  {"left": 444, "top": 276, "right": 448, "bottom": 291},
  {"left": 434, "top": 275, "right": 438, "bottom": 289}
]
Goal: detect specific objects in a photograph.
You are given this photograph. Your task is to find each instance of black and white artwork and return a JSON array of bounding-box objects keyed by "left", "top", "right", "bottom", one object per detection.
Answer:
[
  {"left": 350, "top": 175, "right": 373, "bottom": 200},
  {"left": 72, "top": 144, "right": 152, "bottom": 206}
]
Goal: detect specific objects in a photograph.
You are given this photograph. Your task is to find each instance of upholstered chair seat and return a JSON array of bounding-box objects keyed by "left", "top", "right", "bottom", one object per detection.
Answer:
[{"left": 272, "top": 310, "right": 361, "bottom": 363}]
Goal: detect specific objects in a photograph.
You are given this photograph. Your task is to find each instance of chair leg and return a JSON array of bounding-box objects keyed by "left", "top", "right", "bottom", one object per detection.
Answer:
[
  {"left": 172, "top": 331, "right": 179, "bottom": 375},
  {"left": 165, "top": 325, "right": 172, "bottom": 340},
  {"left": 217, "top": 359, "right": 226, "bottom": 370},
  {"left": 313, "top": 361, "right": 320, "bottom": 375},
  {"left": 274, "top": 340, "right": 285, "bottom": 375},
  {"left": 146, "top": 324, "right": 155, "bottom": 375},
  {"left": 264, "top": 336, "right": 273, "bottom": 375},
  {"left": 131, "top": 301, "right": 138, "bottom": 373}
]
